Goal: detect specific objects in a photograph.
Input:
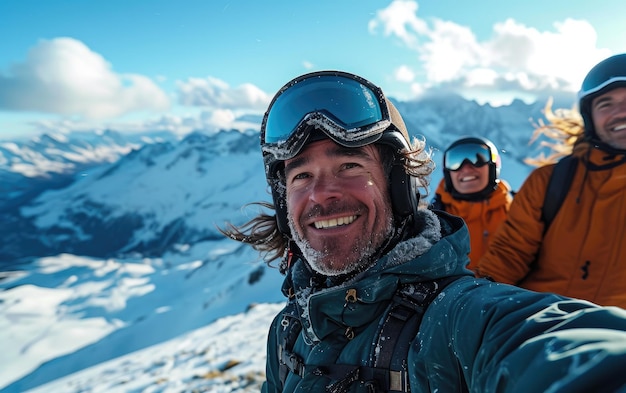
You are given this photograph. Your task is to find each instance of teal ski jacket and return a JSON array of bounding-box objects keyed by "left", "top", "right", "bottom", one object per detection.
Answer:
[{"left": 262, "top": 210, "right": 626, "bottom": 392}]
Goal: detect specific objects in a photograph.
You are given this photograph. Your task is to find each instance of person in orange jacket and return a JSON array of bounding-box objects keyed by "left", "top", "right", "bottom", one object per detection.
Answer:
[
  {"left": 476, "top": 53, "right": 626, "bottom": 309},
  {"left": 429, "top": 136, "right": 513, "bottom": 270}
]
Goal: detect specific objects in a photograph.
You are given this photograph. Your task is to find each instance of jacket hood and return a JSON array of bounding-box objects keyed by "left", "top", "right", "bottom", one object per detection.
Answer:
[{"left": 282, "top": 208, "right": 473, "bottom": 344}]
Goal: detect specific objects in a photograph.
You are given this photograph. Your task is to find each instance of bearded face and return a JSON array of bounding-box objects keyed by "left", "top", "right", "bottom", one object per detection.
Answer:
[{"left": 284, "top": 139, "right": 394, "bottom": 276}]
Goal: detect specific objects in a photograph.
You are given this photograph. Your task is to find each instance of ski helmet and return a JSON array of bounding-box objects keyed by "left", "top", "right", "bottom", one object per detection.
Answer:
[
  {"left": 578, "top": 53, "right": 626, "bottom": 139},
  {"left": 443, "top": 136, "right": 501, "bottom": 200},
  {"left": 260, "top": 70, "right": 420, "bottom": 237}
]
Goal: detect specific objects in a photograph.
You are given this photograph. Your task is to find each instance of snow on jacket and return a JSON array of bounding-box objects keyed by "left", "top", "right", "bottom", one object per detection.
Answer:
[
  {"left": 476, "top": 143, "right": 626, "bottom": 308},
  {"left": 262, "top": 209, "right": 626, "bottom": 392},
  {"left": 432, "top": 178, "right": 512, "bottom": 270}
]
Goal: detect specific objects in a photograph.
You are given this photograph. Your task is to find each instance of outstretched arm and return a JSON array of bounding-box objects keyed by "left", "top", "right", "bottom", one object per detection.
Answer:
[{"left": 419, "top": 277, "right": 626, "bottom": 392}]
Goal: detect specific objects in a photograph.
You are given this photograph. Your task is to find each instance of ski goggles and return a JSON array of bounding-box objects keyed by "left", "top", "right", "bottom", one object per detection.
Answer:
[
  {"left": 261, "top": 71, "right": 396, "bottom": 160},
  {"left": 444, "top": 143, "right": 494, "bottom": 171}
]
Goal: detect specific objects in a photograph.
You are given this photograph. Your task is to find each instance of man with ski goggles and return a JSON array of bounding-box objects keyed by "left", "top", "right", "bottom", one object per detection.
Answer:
[
  {"left": 477, "top": 53, "right": 626, "bottom": 310},
  {"left": 220, "top": 70, "right": 626, "bottom": 392}
]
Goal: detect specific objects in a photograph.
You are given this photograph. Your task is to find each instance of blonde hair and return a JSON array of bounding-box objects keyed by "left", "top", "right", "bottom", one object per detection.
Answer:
[{"left": 525, "top": 98, "right": 585, "bottom": 167}]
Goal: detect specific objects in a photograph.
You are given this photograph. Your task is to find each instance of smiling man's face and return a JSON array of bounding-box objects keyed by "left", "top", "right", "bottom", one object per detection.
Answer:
[
  {"left": 284, "top": 139, "right": 394, "bottom": 276},
  {"left": 591, "top": 87, "right": 626, "bottom": 150}
]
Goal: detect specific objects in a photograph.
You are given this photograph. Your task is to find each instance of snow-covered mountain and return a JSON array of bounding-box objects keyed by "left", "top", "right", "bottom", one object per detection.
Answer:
[
  {"left": 0, "top": 93, "right": 563, "bottom": 392},
  {"left": 0, "top": 129, "right": 268, "bottom": 264},
  {"left": 0, "top": 92, "right": 556, "bottom": 265}
]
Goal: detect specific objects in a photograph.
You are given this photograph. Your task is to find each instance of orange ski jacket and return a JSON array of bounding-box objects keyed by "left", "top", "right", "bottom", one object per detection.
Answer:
[
  {"left": 476, "top": 143, "right": 626, "bottom": 308},
  {"left": 433, "top": 179, "right": 512, "bottom": 270}
]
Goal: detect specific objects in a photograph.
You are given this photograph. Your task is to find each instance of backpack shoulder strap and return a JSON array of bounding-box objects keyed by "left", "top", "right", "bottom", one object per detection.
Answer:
[
  {"left": 276, "top": 276, "right": 461, "bottom": 392},
  {"left": 325, "top": 275, "right": 461, "bottom": 393},
  {"left": 541, "top": 155, "right": 578, "bottom": 233},
  {"left": 371, "top": 275, "right": 460, "bottom": 389},
  {"left": 277, "top": 298, "right": 304, "bottom": 389}
]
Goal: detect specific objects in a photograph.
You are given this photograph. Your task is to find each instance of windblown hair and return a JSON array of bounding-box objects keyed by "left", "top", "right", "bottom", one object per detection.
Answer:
[
  {"left": 218, "top": 137, "right": 434, "bottom": 269},
  {"left": 525, "top": 98, "right": 585, "bottom": 167}
]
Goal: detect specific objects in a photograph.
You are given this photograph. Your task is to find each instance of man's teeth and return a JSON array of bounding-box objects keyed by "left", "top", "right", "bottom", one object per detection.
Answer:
[
  {"left": 314, "top": 215, "right": 357, "bottom": 229},
  {"left": 614, "top": 124, "right": 626, "bottom": 131}
]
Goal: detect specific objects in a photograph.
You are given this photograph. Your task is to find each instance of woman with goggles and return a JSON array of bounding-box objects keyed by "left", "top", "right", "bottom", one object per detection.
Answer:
[{"left": 430, "top": 136, "right": 513, "bottom": 270}]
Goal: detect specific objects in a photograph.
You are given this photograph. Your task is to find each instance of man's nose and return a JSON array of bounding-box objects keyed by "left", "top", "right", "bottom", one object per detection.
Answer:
[{"left": 308, "top": 174, "right": 342, "bottom": 204}]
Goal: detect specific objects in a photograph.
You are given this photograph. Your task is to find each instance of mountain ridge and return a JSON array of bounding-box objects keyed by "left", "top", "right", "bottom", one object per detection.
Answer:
[
  {"left": 0, "top": 93, "right": 557, "bottom": 264},
  {"left": 0, "top": 92, "right": 571, "bottom": 392}
]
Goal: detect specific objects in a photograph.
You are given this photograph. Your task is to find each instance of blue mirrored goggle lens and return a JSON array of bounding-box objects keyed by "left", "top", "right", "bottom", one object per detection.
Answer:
[
  {"left": 444, "top": 143, "right": 492, "bottom": 171},
  {"left": 262, "top": 74, "right": 385, "bottom": 144}
]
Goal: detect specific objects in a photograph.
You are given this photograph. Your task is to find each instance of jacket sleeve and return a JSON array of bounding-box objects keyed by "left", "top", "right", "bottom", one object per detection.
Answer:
[
  {"left": 416, "top": 277, "right": 626, "bottom": 392},
  {"left": 475, "top": 165, "right": 553, "bottom": 284}
]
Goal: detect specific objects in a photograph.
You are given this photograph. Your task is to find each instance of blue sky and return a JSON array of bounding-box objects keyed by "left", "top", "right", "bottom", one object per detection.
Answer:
[{"left": 1, "top": 0, "right": 625, "bottom": 139}]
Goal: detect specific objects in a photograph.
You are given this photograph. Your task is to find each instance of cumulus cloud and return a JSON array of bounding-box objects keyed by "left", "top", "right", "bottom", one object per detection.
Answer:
[
  {"left": 136, "top": 110, "right": 245, "bottom": 135},
  {"left": 370, "top": 0, "right": 613, "bottom": 104},
  {"left": 30, "top": 108, "right": 261, "bottom": 137},
  {"left": 394, "top": 65, "right": 415, "bottom": 82},
  {"left": 368, "top": 0, "right": 428, "bottom": 49},
  {"left": 0, "top": 37, "right": 170, "bottom": 119},
  {"left": 176, "top": 77, "right": 270, "bottom": 110}
]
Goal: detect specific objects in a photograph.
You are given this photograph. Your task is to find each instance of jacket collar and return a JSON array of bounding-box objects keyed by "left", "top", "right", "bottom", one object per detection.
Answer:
[{"left": 285, "top": 209, "right": 473, "bottom": 343}]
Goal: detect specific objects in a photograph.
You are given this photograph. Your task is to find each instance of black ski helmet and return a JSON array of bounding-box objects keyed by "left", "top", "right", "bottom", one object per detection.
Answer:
[
  {"left": 578, "top": 53, "right": 626, "bottom": 139},
  {"left": 443, "top": 136, "right": 501, "bottom": 201},
  {"left": 260, "top": 70, "right": 420, "bottom": 237}
]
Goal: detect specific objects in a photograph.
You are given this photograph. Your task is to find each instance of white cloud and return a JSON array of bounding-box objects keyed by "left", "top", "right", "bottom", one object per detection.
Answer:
[
  {"left": 464, "top": 68, "right": 498, "bottom": 87},
  {"left": 30, "top": 108, "right": 262, "bottom": 137},
  {"left": 409, "top": 82, "right": 425, "bottom": 97},
  {"left": 486, "top": 18, "right": 608, "bottom": 90},
  {"left": 145, "top": 109, "right": 260, "bottom": 135},
  {"left": 199, "top": 108, "right": 236, "bottom": 128},
  {"left": 394, "top": 65, "right": 415, "bottom": 82},
  {"left": 420, "top": 19, "right": 486, "bottom": 83},
  {"left": 0, "top": 38, "right": 170, "bottom": 119},
  {"left": 176, "top": 76, "right": 270, "bottom": 110},
  {"left": 370, "top": 1, "right": 613, "bottom": 104},
  {"left": 368, "top": 0, "right": 428, "bottom": 49}
]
